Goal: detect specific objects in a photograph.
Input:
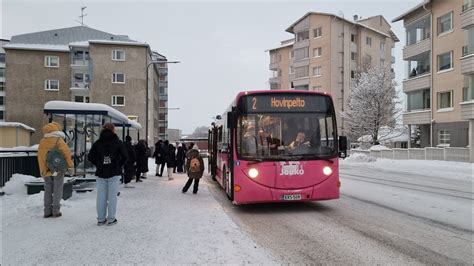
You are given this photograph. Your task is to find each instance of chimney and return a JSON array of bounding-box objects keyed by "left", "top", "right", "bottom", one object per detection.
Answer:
[{"left": 353, "top": 15, "right": 358, "bottom": 21}]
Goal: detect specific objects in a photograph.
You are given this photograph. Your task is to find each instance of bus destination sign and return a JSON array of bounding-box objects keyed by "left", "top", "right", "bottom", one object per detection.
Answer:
[{"left": 239, "top": 94, "right": 331, "bottom": 113}]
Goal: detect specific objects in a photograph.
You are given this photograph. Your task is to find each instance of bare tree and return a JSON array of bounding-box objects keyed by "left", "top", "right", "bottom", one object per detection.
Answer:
[
  {"left": 192, "top": 126, "right": 209, "bottom": 138},
  {"left": 342, "top": 66, "right": 400, "bottom": 145}
]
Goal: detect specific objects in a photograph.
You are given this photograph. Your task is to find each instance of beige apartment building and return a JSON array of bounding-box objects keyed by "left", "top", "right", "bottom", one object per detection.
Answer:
[
  {"left": 268, "top": 13, "right": 399, "bottom": 135},
  {"left": 4, "top": 26, "right": 168, "bottom": 145},
  {"left": 393, "top": 0, "right": 473, "bottom": 152}
]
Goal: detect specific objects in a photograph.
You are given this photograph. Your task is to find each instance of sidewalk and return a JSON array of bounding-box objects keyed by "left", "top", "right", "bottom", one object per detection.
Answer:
[{"left": 1, "top": 159, "right": 275, "bottom": 264}]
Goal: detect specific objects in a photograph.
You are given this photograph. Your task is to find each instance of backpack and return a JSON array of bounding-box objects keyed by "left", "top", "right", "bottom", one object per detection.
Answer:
[
  {"left": 189, "top": 157, "right": 201, "bottom": 173},
  {"left": 97, "top": 143, "right": 116, "bottom": 170},
  {"left": 46, "top": 138, "right": 67, "bottom": 174}
]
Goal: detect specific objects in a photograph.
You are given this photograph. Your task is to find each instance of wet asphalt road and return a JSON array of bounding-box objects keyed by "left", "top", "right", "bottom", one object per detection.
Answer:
[{"left": 204, "top": 167, "right": 473, "bottom": 265}]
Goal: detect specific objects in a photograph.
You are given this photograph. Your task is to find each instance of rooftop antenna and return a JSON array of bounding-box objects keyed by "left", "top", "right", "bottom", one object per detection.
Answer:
[{"left": 75, "top": 6, "right": 88, "bottom": 26}]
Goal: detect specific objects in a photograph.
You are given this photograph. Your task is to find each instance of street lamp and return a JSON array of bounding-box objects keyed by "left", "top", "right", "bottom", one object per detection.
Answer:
[{"left": 145, "top": 59, "right": 180, "bottom": 144}]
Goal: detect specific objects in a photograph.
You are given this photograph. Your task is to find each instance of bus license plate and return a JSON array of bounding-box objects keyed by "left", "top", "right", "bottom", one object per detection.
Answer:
[{"left": 282, "top": 194, "right": 301, "bottom": 201}]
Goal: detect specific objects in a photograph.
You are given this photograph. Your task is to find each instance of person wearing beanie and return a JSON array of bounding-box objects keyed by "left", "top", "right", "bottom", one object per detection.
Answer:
[{"left": 88, "top": 123, "right": 128, "bottom": 226}]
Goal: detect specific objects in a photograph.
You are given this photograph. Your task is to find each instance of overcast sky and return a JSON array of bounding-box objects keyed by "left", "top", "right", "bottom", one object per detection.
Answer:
[{"left": 2, "top": 0, "right": 416, "bottom": 134}]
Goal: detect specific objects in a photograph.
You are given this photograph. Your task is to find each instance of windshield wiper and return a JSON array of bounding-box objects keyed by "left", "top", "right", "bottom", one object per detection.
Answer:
[
  {"left": 303, "top": 155, "right": 335, "bottom": 164},
  {"left": 245, "top": 158, "right": 263, "bottom": 165}
]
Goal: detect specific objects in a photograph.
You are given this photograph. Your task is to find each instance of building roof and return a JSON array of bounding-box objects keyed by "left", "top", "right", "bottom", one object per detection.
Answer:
[
  {"left": 0, "top": 122, "right": 36, "bottom": 132},
  {"left": 9, "top": 26, "right": 137, "bottom": 45},
  {"left": 392, "top": 0, "right": 431, "bottom": 23},
  {"left": 285, "top": 12, "right": 397, "bottom": 41},
  {"left": 266, "top": 40, "right": 294, "bottom": 52}
]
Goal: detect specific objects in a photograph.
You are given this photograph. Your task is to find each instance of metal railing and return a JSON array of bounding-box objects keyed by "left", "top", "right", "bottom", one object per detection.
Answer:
[
  {"left": 348, "top": 147, "right": 470, "bottom": 162},
  {"left": 0, "top": 151, "right": 40, "bottom": 187}
]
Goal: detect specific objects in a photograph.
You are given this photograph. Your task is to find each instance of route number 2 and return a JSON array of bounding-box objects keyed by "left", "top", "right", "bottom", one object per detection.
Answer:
[{"left": 252, "top": 97, "right": 257, "bottom": 110}]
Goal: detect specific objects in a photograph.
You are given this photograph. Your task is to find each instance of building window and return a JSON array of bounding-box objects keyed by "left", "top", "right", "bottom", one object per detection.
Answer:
[
  {"left": 112, "top": 73, "right": 125, "bottom": 84},
  {"left": 380, "top": 59, "right": 385, "bottom": 67},
  {"left": 74, "top": 73, "right": 90, "bottom": 86},
  {"left": 112, "top": 95, "right": 125, "bottom": 106},
  {"left": 294, "top": 66, "right": 309, "bottom": 79},
  {"left": 351, "top": 33, "right": 356, "bottom": 42},
  {"left": 351, "top": 70, "right": 355, "bottom": 78},
  {"left": 313, "top": 27, "right": 322, "bottom": 38},
  {"left": 296, "top": 30, "right": 309, "bottom": 42},
  {"left": 0, "top": 110, "right": 3, "bottom": 120},
  {"left": 294, "top": 47, "right": 309, "bottom": 61},
  {"left": 437, "top": 51, "right": 453, "bottom": 71},
  {"left": 313, "top": 66, "right": 322, "bottom": 77},
  {"left": 0, "top": 53, "right": 5, "bottom": 63},
  {"left": 437, "top": 12, "right": 453, "bottom": 35},
  {"left": 45, "top": 79, "right": 59, "bottom": 91},
  {"left": 0, "top": 81, "right": 4, "bottom": 91},
  {"left": 380, "top": 42, "right": 385, "bottom": 52},
  {"left": 74, "top": 95, "right": 90, "bottom": 103},
  {"left": 313, "top": 47, "right": 322, "bottom": 57},
  {"left": 438, "top": 130, "right": 450, "bottom": 145},
  {"left": 159, "top": 113, "right": 166, "bottom": 120},
  {"left": 0, "top": 96, "right": 3, "bottom": 105},
  {"left": 312, "top": 85, "right": 322, "bottom": 91},
  {"left": 289, "top": 66, "right": 294, "bottom": 74},
  {"left": 289, "top": 50, "right": 294, "bottom": 59},
  {"left": 437, "top": 91, "right": 453, "bottom": 109},
  {"left": 351, "top": 52, "right": 356, "bottom": 61},
  {"left": 0, "top": 68, "right": 4, "bottom": 78},
  {"left": 270, "top": 83, "right": 280, "bottom": 90},
  {"left": 407, "top": 89, "right": 430, "bottom": 111},
  {"left": 112, "top": 50, "right": 126, "bottom": 61},
  {"left": 366, "top": 37, "right": 372, "bottom": 46},
  {"left": 73, "top": 50, "right": 89, "bottom": 60},
  {"left": 44, "top": 56, "right": 59, "bottom": 68},
  {"left": 463, "top": 74, "right": 474, "bottom": 101}
]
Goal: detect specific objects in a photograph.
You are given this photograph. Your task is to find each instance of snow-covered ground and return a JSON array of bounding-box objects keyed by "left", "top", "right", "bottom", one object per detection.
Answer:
[
  {"left": 342, "top": 153, "right": 473, "bottom": 181},
  {"left": 1, "top": 160, "right": 275, "bottom": 265}
]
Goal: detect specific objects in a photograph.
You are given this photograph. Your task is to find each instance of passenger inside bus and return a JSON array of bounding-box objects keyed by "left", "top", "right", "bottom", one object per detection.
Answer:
[{"left": 242, "top": 124, "right": 257, "bottom": 155}]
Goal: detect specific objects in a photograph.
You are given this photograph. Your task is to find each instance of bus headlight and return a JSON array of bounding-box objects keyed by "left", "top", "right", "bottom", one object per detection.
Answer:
[
  {"left": 323, "top": 166, "right": 332, "bottom": 176},
  {"left": 248, "top": 168, "right": 259, "bottom": 178}
]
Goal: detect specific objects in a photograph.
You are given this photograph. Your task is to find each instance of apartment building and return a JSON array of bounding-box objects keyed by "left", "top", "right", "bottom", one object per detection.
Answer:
[
  {"left": 154, "top": 52, "right": 169, "bottom": 141},
  {"left": 0, "top": 39, "right": 8, "bottom": 121},
  {"left": 4, "top": 26, "right": 166, "bottom": 145},
  {"left": 268, "top": 13, "right": 399, "bottom": 135},
  {"left": 393, "top": 0, "right": 473, "bottom": 152}
]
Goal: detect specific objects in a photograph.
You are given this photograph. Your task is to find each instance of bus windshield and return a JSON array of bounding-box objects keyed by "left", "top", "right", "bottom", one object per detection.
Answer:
[{"left": 237, "top": 112, "right": 337, "bottom": 160}]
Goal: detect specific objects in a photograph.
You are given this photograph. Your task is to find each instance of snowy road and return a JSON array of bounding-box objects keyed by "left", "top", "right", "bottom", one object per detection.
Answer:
[{"left": 207, "top": 158, "right": 473, "bottom": 264}]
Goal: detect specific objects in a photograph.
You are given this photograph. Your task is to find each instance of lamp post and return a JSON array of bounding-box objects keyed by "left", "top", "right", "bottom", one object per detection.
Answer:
[{"left": 145, "top": 59, "right": 180, "bottom": 145}]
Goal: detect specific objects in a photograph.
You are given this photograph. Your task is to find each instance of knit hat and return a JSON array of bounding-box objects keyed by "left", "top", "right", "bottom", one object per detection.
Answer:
[{"left": 103, "top": 122, "right": 115, "bottom": 132}]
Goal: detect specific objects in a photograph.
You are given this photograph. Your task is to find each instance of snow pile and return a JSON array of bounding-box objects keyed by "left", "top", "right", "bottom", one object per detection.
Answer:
[
  {"left": 369, "top": 145, "right": 391, "bottom": 151},
  {"left": 345, "top": 153, "right": 377, "bottom": 163},
  {"left": 0, "top": 144, "right": 39, "bottom": 151},
  {"left": 2, "top": 174, "right": 37, "bottom": 195}
]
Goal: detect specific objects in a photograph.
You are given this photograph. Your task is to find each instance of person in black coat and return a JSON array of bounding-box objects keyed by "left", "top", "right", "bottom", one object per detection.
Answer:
[
  {"left": 153, "top": 140, "right": 163, "bottom": 176},
  {"left": 123, "top": 136, "right": 136, "bottom": 188},
  {"left": 87, "top": 123, "right": 128, "bottom": 226},
  {"left": 135, "top": 140, "right": 149, "bottom": 182},
  {"left": 176, "top": 143, "right": 186, "bottom": 173},
  {"left": 159, "top": 140, "right": 170, "bottom": 176},
  {"left": 166, "top": 143, "right": 176, "bottom": 180}
]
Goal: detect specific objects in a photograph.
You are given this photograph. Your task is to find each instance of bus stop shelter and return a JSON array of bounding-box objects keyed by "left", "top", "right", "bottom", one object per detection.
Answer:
[{"left": 44, "top": 101, "right": 141, "bottom": 177}]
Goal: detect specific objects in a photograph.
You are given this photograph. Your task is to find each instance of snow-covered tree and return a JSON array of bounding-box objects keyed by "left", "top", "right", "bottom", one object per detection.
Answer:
[
  {"left": 191, "top": 126, "right": 209, "bottom": 138},
  {"left": 342, "top": 66, "right": 400, "bottom": 145}
]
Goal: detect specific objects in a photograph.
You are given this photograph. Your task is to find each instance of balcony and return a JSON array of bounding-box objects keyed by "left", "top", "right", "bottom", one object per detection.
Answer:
[
  {"left": 71, "top": 59, "right": 90, "bottom": 68},
  {"left": 158, "top": 81, "right": 168, "bottom": 88},
  {"left": 158, "top": 68, "right": 168, "bottom": 75},
  {"left": 460, "top": 100, "right": 474, "bottom": 120},
  {"left": 70, "top": 82, "right": 90, "bottom": 91},
  {"left": 293, "top": 39, "right": 310, "bottom": 50},
  {"left": 350, "top": 42, "right": 357, "bottom": 52},
  {"left": 292, "top": 77, "right": 309, "bottom": 87},
  {"left": 461, "top": 53, "right": 474, "bottom": 74},
  {"left": 403, "top": 73, "right": 431, "bottom": 93},
  {"left": 461, "top": 6, "right": 474, "bottom": 29},
  {"left": 269, "top": 62, "right": 279, "bottom": 70},
  {"left": 402, "top": 110, "right": 431, "bottom": 125},
  {"left": 403, "top": 38, "right": 431, "bottom": 60},
  {"left": 269, "top": 77, "right": 281, "bottom": 83}
]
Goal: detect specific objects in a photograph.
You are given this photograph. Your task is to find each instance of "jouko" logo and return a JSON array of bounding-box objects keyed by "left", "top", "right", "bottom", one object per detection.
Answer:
[{"left": 280, "top": 162, "right": 305, "bottom": 176}]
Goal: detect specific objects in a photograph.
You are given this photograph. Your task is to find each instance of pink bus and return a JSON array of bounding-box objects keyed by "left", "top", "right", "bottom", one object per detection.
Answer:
[{"left": 208, "top": 90, "right": 347, "bottom": 205}]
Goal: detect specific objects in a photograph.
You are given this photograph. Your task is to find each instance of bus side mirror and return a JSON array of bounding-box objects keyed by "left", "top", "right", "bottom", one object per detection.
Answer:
[
  {"left": 339, "top": 136, "right": 347, "bottom": 158},
  {"left": 227, "top": 111, "right": 236, "bottom": 129}
]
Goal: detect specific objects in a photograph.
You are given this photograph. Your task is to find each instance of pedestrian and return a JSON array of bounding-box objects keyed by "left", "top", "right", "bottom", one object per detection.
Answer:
[
  {"left": 159, "top": 140, "right": 170, "bottom": 176},
  {"left": 88, "top": 123, "right": 128, "bottom": 226},
  {"left": 153, "top": 140, "right": 163, "bottom": 176},
  {"left": 176, "top": 143, "right": 186, "bottom": 173},
  {"left": 135, "top": 140, "right": 149, "bottom": 182},
  {"left": 37, "top": 122, "right": 74, "bottom": 218},
  {"left": 166, "top": 143, "right": 176, "bottom": 180},
  {"left": 182, "top": 146, "right": 204, "bottom": 194},
  {"left": 123, "top": 136, "right": 136, "bottom": 188}
]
